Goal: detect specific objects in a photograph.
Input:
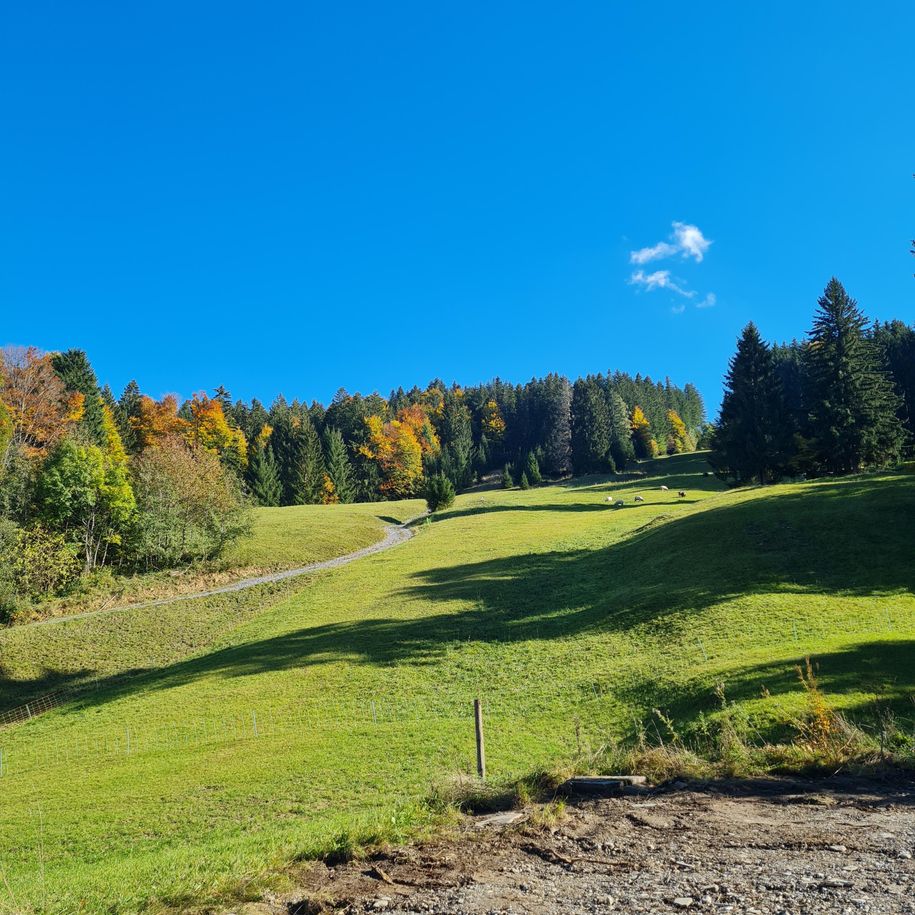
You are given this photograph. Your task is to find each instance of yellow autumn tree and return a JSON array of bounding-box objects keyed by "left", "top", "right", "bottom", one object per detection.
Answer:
[
  {"left": 130, "top": 395, "right": 188, "bottom": 450},
  {"left": 630, "top": 405, "right": 657, "bottom": 459},
  {"left": 665, "top": 409, "right": 691, "bottom": 455},
  {"left": 359, "top": 404, "right": 439, "bottom": 497},
  {"left": 184, "top": 393, "right": 248, "bottom": 471},
  {"left": 480, "top": 399, "right": 506, "bottom": 441}
]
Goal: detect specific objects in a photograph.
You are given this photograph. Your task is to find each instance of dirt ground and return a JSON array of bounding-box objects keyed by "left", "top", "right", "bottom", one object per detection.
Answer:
[{"left": 266, "top": 776, "right": 915, "bottom": 915}]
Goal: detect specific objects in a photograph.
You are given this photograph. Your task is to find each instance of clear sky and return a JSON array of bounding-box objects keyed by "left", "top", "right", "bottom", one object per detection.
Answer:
[{"left": 2, "top": 2, "right": 913, "bottom": 415}]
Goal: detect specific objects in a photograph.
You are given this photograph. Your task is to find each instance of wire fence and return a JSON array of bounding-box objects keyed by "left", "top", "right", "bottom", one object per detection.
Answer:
[{"left": 0, "top": 692, "right": 65, "bottom": 729}]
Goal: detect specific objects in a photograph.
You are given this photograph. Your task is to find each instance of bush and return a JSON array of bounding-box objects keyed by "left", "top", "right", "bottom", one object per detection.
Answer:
[
  {"left": 425, "top": 474, "right": 456, "bottom": 512},
  {"left": 10, "top": 524, "right": 81, "bottom": 599}
]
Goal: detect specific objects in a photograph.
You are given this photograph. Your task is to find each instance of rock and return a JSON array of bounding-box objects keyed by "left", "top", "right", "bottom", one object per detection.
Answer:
[
  {"left": 897, "top": 849, "right": 912, "bottom": 859},
  {"left": 827, "top": 844, "right": 847, "bottom": 852},
  {"left": 672, "top": 897, "right": 694, "bottom": 908},
  {"left": 473, "top": 811, "right": 526, "bottom": 829}
]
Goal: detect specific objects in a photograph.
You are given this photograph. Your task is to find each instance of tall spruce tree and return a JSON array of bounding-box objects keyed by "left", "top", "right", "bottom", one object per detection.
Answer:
[
  {"left": 712, "top": 322, "right": 787, "bottom": 483},
  {"left": 52, "top": 349, "right": 105, "bottom": 445},
  {"left": 541, "top": 374, "right": 572, "bottom": 476},
  {"left": 805, "top": 278, "right": 904, "bottom": 472},
  {"left": 571, "top": 378, "right": 612, "bottom": 473},
  {"left": 323, "top": 427, "right": 356, "bottom": 503},
  {"left": 607, "top": 390, "right": 634, "bottom": 470},
  {"left": 291, "top": 410, "right": 327, "bottom": 504},
  {"left": 247, "top": 443, "right": 282, "bottom": 506}
]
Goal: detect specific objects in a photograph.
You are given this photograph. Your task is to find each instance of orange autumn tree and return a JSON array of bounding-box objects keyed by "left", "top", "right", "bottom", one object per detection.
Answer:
[
  {"left": 359, "top": 403, "right": 440, "bottom": 497},
  {"left": 129, "top": 395, "right": 188, "bottom": 450},
  {"left": 184, "top": 393, "right": 248, "bottom": 473},
  {"left": 0, "top": 345, "right": 80, "bottom": 458}
]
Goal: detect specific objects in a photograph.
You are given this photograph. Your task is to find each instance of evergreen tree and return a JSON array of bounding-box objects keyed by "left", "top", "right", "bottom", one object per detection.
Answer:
[
  {"left": 519, "top": 471, "right": 530, "bottom": 490},
  {"left": 541, "top": 374, "right": 572, "bottom": 476},
  {"left": 247, "top": 443, "right": 282, "bottom": 506},
  {"left": 118, "top": 380, "right": 143, "bottom": 452},
  {"left": 872, "top": 320, "right": 915, "bottom": 448},
  {"left": 51, "top": 349, "right": 105, "bottom": 445},
  {"left": 502, "top": 463, "right": 514, "bottom": 488},
  {"left": 607, "top": 391, "right": 634, "bottom": 470},
  {"left": 525, "top": 451, "right": 542, "bottom": 484},
  {"left": 571, "top": 378, "right": 611, "bottom": 473},
  {"left": 711, "top": 323, "right": 788, "bottom": 483},
  {"left": 805, "top": 279, "right": 904, "bottom": 472},
  {"left": 323, "top": 427, "right": 356, "bottom": 503},
  {"left": 291, "top": 411, "right": 326, "bottom": 504}
]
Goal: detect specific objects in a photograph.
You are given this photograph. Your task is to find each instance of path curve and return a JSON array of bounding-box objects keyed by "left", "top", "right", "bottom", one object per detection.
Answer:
[{"left": 23, "top": 519, "right": 421, "bottom": 630}]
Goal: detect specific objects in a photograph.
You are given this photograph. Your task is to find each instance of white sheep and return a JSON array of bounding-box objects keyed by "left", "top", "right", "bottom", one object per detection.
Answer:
[
  {"left": 634, "top": 495, "right": 645, "bottom": 502},
  {"left": 660, "top": 485, "right": 669, "bottom": 491}
]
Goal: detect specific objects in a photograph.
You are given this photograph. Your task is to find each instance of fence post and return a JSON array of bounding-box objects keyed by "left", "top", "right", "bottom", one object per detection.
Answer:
[{"left": 473, "top": 698, "right": 486, "bottom": 781}]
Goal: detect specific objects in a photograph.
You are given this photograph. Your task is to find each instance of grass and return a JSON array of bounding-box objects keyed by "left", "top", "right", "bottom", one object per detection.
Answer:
[
  {"left": 0, "top": 453, "right": 913, "bottom": 913},
  {"left": 11, "top": 499, "right": 422, "bottom": 625}
]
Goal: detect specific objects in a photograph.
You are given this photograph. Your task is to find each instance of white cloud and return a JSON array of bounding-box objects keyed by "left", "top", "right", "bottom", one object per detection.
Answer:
[
  {"left": 696, "top": 292, "right": 717, "bottom": 309},
  {"left": 629, "top": 221, "right": 712, "bottom": 265},
  {"left": 629, "top": 269, "right": 694, "bottom": 298}
]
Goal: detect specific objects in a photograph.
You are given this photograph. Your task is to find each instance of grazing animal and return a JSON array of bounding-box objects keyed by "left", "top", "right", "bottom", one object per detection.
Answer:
[
  {"left": 606, "top": 496, "right": 614, "bottom": 502},
  {"left": 614, "top": 500, "right": 624, "bottom": 507},
  {"left": 634, "top": 495, "right": 645, "bottom": 502},
  {"left": 678, "top": 491, "right": 686, "bottom": 498},
  {"left": 660, "top": 485, "right": 669, "bottom": 491}
]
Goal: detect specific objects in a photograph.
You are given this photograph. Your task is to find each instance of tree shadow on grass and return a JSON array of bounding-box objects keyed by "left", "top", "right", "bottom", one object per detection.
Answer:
[{"left": 3, "top": 472, "right": 914, "bottom": 717}]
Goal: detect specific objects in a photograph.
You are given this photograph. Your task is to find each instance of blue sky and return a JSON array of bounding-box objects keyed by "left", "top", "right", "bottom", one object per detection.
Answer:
[{"left": 2, "top": 2, "right": 913, "bottom": 415}]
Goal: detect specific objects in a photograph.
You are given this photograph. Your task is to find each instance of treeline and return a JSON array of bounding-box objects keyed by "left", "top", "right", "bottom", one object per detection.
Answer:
[
  {"left": 0, "top": 349, "right": 703, "bottom": 616},
  {"left": 711, "top": 277, "right": 914, "bottom": 483}
]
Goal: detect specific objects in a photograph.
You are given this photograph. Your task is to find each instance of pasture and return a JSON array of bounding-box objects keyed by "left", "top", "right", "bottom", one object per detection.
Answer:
[{"left": 1, "top": 454, "right": 913, "bottom": 913}]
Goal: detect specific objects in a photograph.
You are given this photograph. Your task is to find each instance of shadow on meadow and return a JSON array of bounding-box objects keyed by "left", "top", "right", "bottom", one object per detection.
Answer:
[{"left": 3, "top": 471, "right": 914, "bottom": 717}]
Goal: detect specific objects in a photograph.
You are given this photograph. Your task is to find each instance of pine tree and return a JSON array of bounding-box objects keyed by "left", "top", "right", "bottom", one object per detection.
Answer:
[
  {"left": 711, "top": 323, "right": 788, "bottom": 483},
  {"left": 525, "top": 451, "right": 542, "bottom": 484},
  {"left": 541, "top": 374, "right": 572, "bottom": 476},
  {"left": 571, "top": 378, "right": 611, "bottom": 473},
  {"left": 248, "top": 443, "right": 282, "bottom": 506},
  {"left": 324, "top": 427, "right": 356, "bottom": 503},
  {"left": 805, "top": 278, "right": 904, "bottom": 472},
  {"left": 519, "top": 471, "right": 530, "bottom": 490}
]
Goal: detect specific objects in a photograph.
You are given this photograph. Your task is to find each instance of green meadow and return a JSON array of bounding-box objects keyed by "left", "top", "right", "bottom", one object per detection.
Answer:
[{"left": 1, "top": 453, "right": 913, "bottom": 913}]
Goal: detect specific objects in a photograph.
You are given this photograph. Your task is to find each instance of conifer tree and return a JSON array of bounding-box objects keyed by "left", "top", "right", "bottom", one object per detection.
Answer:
[
  {"left": 323, "top": 426, "right": 356, "bottom": 503},
  {"left": 711, "top": 323, "right": 788, "bottom": 483},
  {"left": 502, "top": 463, "right": 514, "bottom": 488},
  {"left": 571, "top": 378, "right": 612, "bottom": 473},
  {"left": 608, "top": 391, "right": 634, "bottom": 470},
  {"left": 291, "top": 411, "right": 327, "bottom": 504},
  {"left": 525, "top": 451, "right": 542, "bottom": 484},
  {"left": 541, "top": 374, "right": 572, "bottom": 476},
  {"left": 52, "top": 349, "right": 105, "bottom": 445},
  {"left": 519, "top": 471, "right": 530, "bottom": 490},
  {"left": 248, "top": 443, "right": 282, "bottom": 506},
  {"left": 805, "top": 279, "right": 904, "bottom": 472}
]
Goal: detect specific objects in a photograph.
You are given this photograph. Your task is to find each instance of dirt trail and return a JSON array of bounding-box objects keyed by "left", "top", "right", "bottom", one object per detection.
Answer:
[
  {"left": 24, "top": 520, "right": 419, "bottom": 630},
  {"left": 275, "top": 776, "right": 915, "bottom": 915}
]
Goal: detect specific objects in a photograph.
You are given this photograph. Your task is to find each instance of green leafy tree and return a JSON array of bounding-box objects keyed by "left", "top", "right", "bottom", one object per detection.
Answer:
[
  {"left": 37, "top": 436, "right": 135, "bottom": 572},
  {"left": 323, "top": 427, "right": 356, "bottom": 503},
  {"left": 805, "top": 278, "right": 904, "bottom": 472}
]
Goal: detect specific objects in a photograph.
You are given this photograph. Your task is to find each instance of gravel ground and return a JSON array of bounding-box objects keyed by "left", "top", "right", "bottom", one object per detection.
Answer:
[
  {"left": 25, "top": 520, "right": 418, "bottom": 629},
  {"left": 271, "top": 776, "right": 915, "bottom": 915}
]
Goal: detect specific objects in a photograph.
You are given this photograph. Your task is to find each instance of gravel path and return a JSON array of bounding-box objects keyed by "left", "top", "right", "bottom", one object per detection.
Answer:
[
  {"left": 24, "top": 519, "right": 420, "bottom": 629},
  {"left": 277, "top": 776, "right": 915, "bottom": 915}
]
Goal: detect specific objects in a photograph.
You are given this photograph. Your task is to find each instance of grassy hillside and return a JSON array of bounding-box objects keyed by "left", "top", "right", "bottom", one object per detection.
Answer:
[{"left": 1, "top": 455, "right": 913, "bottom": 913}]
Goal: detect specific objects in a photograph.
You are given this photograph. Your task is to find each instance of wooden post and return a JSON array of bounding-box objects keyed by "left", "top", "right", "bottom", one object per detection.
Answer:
[{"left": 473, "top": 698, "right": 486, "bottom": 780}]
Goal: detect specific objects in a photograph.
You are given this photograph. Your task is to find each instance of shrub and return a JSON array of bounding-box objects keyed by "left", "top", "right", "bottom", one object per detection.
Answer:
[
  {"left": 425, "top": 474, "right": 455, "bottom": 512},
  {"left": 10, "top": 524, "right": 81, "bottom": 599}
]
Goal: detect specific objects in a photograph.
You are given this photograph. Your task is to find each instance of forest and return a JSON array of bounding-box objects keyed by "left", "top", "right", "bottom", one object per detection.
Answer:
[
  {"left": 711, "top": 277, "right": 915, "bottom": 482},
  {"left": 0, "top": 350, "right": 704, "bottom": 620}
]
